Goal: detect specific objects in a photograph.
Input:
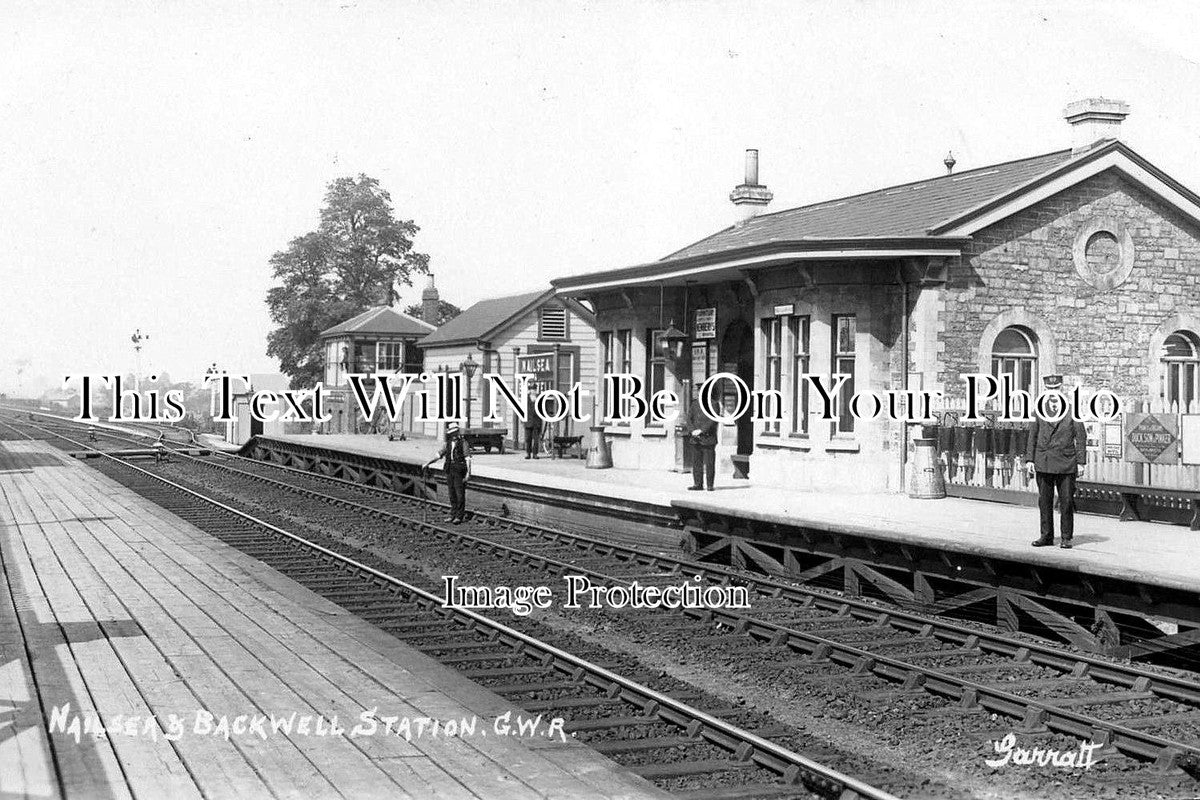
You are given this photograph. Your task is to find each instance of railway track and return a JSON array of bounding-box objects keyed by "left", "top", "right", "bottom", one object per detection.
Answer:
[
  {"left": 2, "top": 415, "right": 902, "bottom": 800},
  {"left": 11, "top": 412, "right": 1200, "bottom": 788}
]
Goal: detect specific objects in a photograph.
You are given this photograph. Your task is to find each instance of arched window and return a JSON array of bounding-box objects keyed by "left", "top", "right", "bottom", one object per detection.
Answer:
[
  {"left": 1161, "top": 330, "right": 1200, "bottom": 410},
  {"left": 991, "top": 326, "right": 1038, "bottom": 394}
]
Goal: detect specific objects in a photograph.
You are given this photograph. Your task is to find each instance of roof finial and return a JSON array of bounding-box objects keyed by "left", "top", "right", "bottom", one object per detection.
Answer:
[{"left": 943, "top": 150, "right": 956, "bottom": 175}]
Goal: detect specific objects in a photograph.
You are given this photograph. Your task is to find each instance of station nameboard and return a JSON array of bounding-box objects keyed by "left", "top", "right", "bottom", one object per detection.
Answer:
[
  {"left": 1124, "top": 412, "right": 1179, "bottom": 464},
  {"left": 517, "top": 353, "right": 554, "bottom": 375},
  {"left": 694, "top": 308, "right": 717, "bottom": 339}
]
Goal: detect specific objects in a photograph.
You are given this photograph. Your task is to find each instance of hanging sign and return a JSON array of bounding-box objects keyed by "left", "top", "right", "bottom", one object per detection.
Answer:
[{"left": 694, "top": 308, "right": 717, "bottom": 339}]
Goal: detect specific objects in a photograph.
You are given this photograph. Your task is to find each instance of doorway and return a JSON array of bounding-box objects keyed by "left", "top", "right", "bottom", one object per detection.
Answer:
[{"left": 719, "top": 318, "right": 755, "bottom": 456}]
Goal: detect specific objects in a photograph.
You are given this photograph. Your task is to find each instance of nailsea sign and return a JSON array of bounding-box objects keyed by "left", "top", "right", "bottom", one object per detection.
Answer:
[
  {"left": 517, "top": 354, "right": 555, "bottom": 393},
  {"left": 518, "top": 354, "right": 554, "bottom": 375},
  {"left": 1124, "top": 413, "right": 1178, "bottom": 464}
]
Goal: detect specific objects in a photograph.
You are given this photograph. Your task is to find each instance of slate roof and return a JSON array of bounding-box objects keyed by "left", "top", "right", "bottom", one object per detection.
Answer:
[
  {"left": 552, "top": 139, "right": 1200, "bottom": 293},
  {"left": 319, "top": 306, "right": 436, "bottom": 339},
  {"left": 664, "top": 148, "right": 1076, "bottom": 260},
  {"left": 418, "top": 289, "right": 554, "bottom": 349}
]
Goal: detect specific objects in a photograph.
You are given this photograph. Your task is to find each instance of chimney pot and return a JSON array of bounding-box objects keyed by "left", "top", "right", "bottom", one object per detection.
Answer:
[
  {"left": 744, "top": 149, "right": 760, "bottom": 185},
  {"left": 1064, "top": 98, "right": 1129, "bottom": 154}
]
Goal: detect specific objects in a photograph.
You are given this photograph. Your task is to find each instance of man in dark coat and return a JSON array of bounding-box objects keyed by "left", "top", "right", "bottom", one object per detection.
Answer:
[
  {"left": 1024, "top": 375, "right": 1087, "bottom": 549},
  {"left": 424, "top": 421, "right": 472, "bottom": 524},
  {"left": 687, "top": 401, "right": 719, "bottom": 491},
  {"left": 524, "top": 390, "right": 543, "bottom": 459}
]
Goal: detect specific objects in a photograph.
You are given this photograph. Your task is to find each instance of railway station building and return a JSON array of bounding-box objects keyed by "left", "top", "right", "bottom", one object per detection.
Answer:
[
  {"left": 551, "top": 99, "right": 1200, "bottom": 493},
  {"left": 417, "top": 288, "right": 597, "bottom": 445},
  {"left": 318, "top": 277, "right": 438, "bottom": 434}
]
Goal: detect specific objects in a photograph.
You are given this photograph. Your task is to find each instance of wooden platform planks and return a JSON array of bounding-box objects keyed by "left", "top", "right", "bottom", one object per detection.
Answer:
[
  {"left": 0, "top": 525, "right": 59, "bottom": 800},
  {"left": 0, "top": 441, "right": 663, "bottom": 800}
]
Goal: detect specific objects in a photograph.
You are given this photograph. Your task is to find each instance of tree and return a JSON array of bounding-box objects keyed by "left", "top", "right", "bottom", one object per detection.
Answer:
[
  {"left": 266, "top": 176, "right": 430, "bottom": 387},
  {"left": 404, "top": 299, "right": 462, "bottom": 327}
]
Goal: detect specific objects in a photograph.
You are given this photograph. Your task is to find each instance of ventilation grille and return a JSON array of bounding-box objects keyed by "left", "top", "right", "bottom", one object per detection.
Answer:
[{"left": 539, "top": 307, "right": 568, "bottom": 340}]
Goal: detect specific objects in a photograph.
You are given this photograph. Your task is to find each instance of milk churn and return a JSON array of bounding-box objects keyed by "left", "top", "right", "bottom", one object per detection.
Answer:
[
  {"left": 586, "top": 425, "right": 613, "bottom": 469},
  {"left": 907, "top": 437, "right": 946, "bottom": 499}
]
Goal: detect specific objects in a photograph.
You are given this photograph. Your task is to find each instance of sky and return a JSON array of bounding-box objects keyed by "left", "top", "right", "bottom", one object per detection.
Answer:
[{"left": 3, "top": 0, "right": 1199, "bottom": 396}]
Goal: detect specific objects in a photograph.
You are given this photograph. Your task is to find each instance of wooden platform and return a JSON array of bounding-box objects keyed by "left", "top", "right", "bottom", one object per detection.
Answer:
[{"left": 0, "top": 441, "right": 663, "bottom": 800}]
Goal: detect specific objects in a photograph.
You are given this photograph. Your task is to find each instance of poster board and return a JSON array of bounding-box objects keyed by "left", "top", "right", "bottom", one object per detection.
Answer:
[
  {"left": 1124, "top": 412, "right": 1179, "bottom": 465},
  {"left": 694, "top": 308, "right": 716, "bottom": 339},
  {"left": 1182, "top": 414, "right": 1200, "bottom": 465},
  {"left": 1103, "top": 421, "right": 1123, "bottom": 459},
  {"left": 691, "top": 342, "right": 708, "bottom": 384}
]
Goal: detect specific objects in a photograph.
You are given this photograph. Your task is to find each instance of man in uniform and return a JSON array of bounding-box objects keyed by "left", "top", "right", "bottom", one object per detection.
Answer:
[
  {"left": 524, "top": 389, "right": 543, "bottom": 459},
  {"left": 424, "top": 421, "right": 472, "bottom": 524},
  {"left": 1024, "top": 374, "right": 1087, "bottom": 549},
  {"left": 686, "top": 400, "right": 718, "bottom": 491}
]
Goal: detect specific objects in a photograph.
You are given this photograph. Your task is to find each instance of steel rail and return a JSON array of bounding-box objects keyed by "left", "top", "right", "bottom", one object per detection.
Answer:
[
  {"left": 26, "top": 419, "right": 897, "bottom": 800},
  {"left": 186, "top": 438, "right": 1200, "bottom": 709},
  {"left": 152, "top": 445, "right": 1200, "bottom": 772},
  {"left": 15, "top": 414, "right": 1200, "bottom": 773}
]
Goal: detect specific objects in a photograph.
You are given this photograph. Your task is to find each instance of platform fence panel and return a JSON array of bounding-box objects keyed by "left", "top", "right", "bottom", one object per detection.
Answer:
[{"left": 926, "top": 397, "right": 1200, "bottom": 493}]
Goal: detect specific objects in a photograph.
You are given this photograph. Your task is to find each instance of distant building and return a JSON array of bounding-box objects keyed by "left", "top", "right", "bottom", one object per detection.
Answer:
[
  {"left": 417, "top": 288, "right": 596, "bottom": 443},
  {"left": 39, "top": 388, "right": 73, "bottom": 411},
  {"left": 552, "top": 99, "right": 1200, "bottom": 493},
  {"left": 318, "top": 276, "right": 439, "bottom": 434},
  {"left": 224, "top": 373, "right": 289, "bottom": 445}
]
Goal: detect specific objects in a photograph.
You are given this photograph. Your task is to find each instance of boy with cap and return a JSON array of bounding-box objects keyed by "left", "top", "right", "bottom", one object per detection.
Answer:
[
  {"left": 424, "top": 422, "right": 472, "bottom": 524},
  {"left": 1024, "top": 374, "right": 1087, "bottom": 549}
]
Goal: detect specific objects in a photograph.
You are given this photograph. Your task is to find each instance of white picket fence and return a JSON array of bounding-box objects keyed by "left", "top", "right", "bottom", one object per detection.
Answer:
[{"left": 929, "top": 397, "right": 1200, "bottom": 493}]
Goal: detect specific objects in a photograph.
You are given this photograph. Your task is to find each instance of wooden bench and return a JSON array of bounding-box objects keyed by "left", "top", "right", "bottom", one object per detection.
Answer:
[
  {"left": 1078, "top": 480, "right": 1200, "bottom": 530},
  {"left": 462, "top": 428, "right": 507, "bottom": 454},
  {"left": 552, "top": 435, "right": 584, "bottom": 459}
]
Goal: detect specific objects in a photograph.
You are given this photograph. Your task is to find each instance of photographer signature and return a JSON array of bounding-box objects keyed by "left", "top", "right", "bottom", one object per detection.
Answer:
[{"left": 985, "top": 732, "right": 1101, "bottom": 770}]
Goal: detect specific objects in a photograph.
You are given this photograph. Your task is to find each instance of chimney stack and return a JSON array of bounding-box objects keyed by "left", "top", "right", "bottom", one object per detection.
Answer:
[
  {"left": 377, "top": 281, "right": 394, "bottom": 306},
  {"left": 1064, "top": 98, "right": 1129, "bottom": 154},
  {"left": 421, "top": 273, "right": 440, "bottom": 325},
  {"left": 729, "top": 148, "right": 773, "bottom": 226}
]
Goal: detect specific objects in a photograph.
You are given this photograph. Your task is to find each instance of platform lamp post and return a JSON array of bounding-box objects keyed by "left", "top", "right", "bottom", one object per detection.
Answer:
[
  {"left": 660, "top": 319, "right": 689, "bottom": 473},
  {"left": 512, "top": 346, "right": 521, "bottom": 449},
  {"left": 460, "top": 353, "right": 478, "bottom": 429}
]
